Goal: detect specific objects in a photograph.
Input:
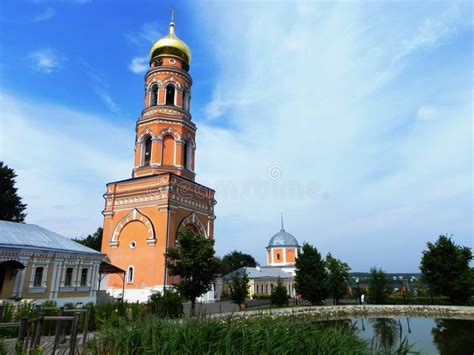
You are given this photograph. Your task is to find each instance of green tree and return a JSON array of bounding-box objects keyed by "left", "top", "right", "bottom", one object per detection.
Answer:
[
  {"left": 165, "top": 229, "right": 219, "bottom": 315},
  {"left": 326, "top": 253, "right": 351, "bottom": 305},
  {"left": 368, "top": 267, "right": 391, "bottom": 304},
  {"left": 148, "top": 289, "right": 183, "bottom": 318},
  {"left": 294, "top": 243, "right": 328, "bottom": 305},
  {"left": 228, "top": 271, "right": 249, "bottom": 310},
  {"left": 271, "top": 278, "right": 289, "bottom": 307},
  {"left": 0, "top": 162, "right": 27, "bottom": 222},
  {"left": 221, "top": 250, "right": 257, "bottom": 275},
  {"left": 420, "top": 235, "right": 473, "bottom": 305},
  {"left": 73, "top": 227, "right": 103, "bottom": 251}
]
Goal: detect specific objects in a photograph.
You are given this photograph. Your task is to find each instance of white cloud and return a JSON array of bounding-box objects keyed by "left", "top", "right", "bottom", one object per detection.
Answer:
[
  {"left": 194, "top": 2, "right": 472, "bottom": 271},
  {"left": 29, "top": 48, "right": 63, "bottom": 73},
  {"left": 417, "top": 106, "right": 438, "bottom": 120},
  {"left": 33, "top": 7, "right": 56, "bottom": 22},
  {"left": 86, "top": 70, "right": 120, "bottom": 114},
  {"left": 0, "top": 93, "right": 133, "bottom": 238},
  {"left": 204, "top": 86, "right": 252, "bottom": 120},
  {"left": 95, "top": 89, "right": 120, "bottom": 114},
  {"left": 126, "top": 22, "right": 161, "bottom": 46},
  {"left": 128, "top": 56, "right": 148, "bottom": 74}
]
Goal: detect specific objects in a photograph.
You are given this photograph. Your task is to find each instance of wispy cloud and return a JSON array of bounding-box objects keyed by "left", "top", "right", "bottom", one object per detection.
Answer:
[
  {"left": 196, "top": 2, "right": 472, "bottom": 271},
  {"left": 86, "top": 69, "right": 120, "bottom": 114},
  {"left": 417, "top": 106, "right": 438, "bottom": 121},
  {"left": 393, "top": 5, "right": 466, "bottom": 65},
  {"left": 95, "top": 88, "right": 120, "bottom": 114},
  {"left": 33, "top": 7, "right": 56, "bottom": 22},
  {"left": 204, "top": 86, "right": 251, "bottom": 120},
  {"left": 128, "top": 56, "right": 148, "bottom": 74},
  {"left": 126, "top": 22, "right": 161, "bottom": 46},
  {"left": 29, "top": 48, "right": 64, "bottom": 73},
  {"left": 0, "top": 92, "right": 132, "bottom": 237}
]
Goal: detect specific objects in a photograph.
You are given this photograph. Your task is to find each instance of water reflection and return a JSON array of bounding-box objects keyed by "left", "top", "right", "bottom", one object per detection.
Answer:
[
  {"left": 354, "top": 318, "right": 414, "bottom": 354},
  {"left": 352, "top": 316, "right": 474, "bottom": 355},
  {"left": 432, "top": 319, "right": 474, "bottom": 355}
]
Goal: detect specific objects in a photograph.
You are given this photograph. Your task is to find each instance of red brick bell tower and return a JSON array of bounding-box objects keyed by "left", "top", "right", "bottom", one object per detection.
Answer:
[{"left": 101, "top": 15, "right": 216, "bottom": 302}]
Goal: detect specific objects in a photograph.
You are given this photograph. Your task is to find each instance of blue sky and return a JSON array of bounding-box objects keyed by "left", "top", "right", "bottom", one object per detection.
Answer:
[{"left": 0, "top": 0, "right": 472, "bottom": 272}]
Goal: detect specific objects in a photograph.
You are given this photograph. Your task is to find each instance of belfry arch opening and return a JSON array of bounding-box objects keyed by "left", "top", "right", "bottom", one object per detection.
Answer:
[
  {"left": 182, "top": 88, "right": 189, "bottom": 111},
  {"left": 165, "top": 84, "right": 175, "bottom": 106},
  {"left": 150, "top": 85, "right": 158, "bottom": 106},
  {"left": 142, "top": 135, "right": 152, "bottom": 166},
  {"left": 183, "top": 140, "right": 193, "bottom": 170}
]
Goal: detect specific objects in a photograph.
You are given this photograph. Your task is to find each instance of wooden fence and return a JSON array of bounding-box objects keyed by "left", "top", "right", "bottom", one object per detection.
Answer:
[{"left": 0, "top": 306, "right": 91, "bottom": 354}]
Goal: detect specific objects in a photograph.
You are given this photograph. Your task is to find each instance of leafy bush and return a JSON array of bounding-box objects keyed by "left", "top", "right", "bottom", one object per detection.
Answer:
[
  {"left": 0, "top": 338, "right": 6, "bottom": 355},
  {"left": 252, "top": 294, "right": 271, "bottom": 300},
  {"left": 387, "top": 296, "right": 450, "bottom": 305},
  {"left": 148, "top": 289, "right": 183, "bottom": 318}
]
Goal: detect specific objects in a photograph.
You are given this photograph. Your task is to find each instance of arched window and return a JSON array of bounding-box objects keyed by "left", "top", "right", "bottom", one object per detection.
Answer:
[
  {"left": 80, "top": 268, "right": 88, "bottom": 287},
  {"left": 150, "top": 85, "right": 158, "bottom": 106},
  {"left": 182, "top": 88, "right": 189, "bottom": 111},
  {"left": 165, "top": 84, "right": 175, "bottom": 106},
  {"left": 33, "top": 267, "right": 44, "bottom": 287},
  {"left": 143, "top": 136, "right": 152, "bottom": 166},
  {"left": 127, "top": 266, "right": 134, "bottom": 284},
  {"left": 65, "top": 267, "right": 74, "bottom": 286}
]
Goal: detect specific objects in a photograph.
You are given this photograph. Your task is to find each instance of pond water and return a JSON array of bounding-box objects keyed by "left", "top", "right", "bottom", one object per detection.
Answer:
[{"left": 349, "top": 317, "right": 474, "bottom": 354}]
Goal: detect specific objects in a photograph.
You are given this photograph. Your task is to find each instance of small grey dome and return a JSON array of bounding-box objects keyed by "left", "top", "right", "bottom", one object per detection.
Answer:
[{"left": 267, "top": 229, "right": 300, "bottom": 248}]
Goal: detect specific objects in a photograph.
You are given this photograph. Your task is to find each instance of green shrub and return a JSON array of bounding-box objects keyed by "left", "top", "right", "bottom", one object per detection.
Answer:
[
  {"left": 0, "top": 337, "right": 6, "bottom": 355},
  {"left": 148, "top": 289, "right": 183, "bottom": 318},
  {"left": 252, "top": 294, "right": 271, "bottom": 300},
  {"left": 387, "top": 296, "right": 450, "bottom": 305},
  {"left": 0, "top": 303, "right": 16, "bottom": 338},
  {"left": 14, "top": 302, "right": 35, "bottom": 321}
]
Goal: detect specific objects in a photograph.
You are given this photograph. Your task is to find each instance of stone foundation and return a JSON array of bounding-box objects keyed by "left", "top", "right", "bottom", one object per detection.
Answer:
[{"left": 214, "top": 305, "right": 474, "bottom": 320}]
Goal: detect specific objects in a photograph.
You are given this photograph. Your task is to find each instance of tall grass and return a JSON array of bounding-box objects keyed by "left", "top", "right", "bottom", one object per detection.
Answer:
[{"left": 86, "top": 314, "right": 367, "bottom": 355}]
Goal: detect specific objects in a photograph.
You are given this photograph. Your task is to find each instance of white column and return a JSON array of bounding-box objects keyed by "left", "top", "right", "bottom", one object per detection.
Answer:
[
  {"left": 283, "top": 248, "right": 287, "bottom": 264},
  {"left": 49, "top": 261, "right": 59, "bottom": 299},
  {"left": 29, "top": 262, "right": 36, "bottom": 287},
  {"left": 42, "top": 264, "right": 49, "bottom": 288}
]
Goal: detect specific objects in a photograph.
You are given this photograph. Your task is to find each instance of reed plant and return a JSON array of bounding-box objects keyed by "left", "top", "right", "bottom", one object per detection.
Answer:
[{"left": 86, "top": 314, "right": 367, "bottom": 354}]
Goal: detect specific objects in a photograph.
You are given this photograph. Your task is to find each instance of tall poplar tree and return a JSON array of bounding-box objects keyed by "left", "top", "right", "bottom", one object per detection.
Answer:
[
  {"left": 294, "top": 243, "right": 328, "bottom": 305},
  {"left": 0, "top": 162, "right": 27, "bottom": 222},
  {"left": 326, "top": 253, "right": 351, "bottom": 305}
]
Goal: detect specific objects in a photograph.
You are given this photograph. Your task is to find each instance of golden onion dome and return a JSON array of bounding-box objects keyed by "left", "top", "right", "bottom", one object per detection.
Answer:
[{"left": 149, "top": 21, "right": 191, "bottom": 64}]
